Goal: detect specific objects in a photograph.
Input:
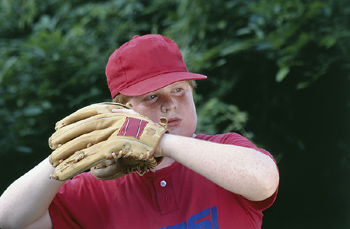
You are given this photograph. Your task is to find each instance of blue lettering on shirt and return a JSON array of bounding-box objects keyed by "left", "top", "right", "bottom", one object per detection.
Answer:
[{"left": 160, "top": 206, "right": 219, "bottom": 229}]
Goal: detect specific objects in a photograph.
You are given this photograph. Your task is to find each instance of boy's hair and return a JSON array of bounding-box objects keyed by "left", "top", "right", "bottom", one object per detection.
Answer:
[{"left": 112, "top": 80, "right": 197, "bottom": 104}]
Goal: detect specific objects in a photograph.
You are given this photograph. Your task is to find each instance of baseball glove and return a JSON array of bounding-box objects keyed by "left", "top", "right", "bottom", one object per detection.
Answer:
[{"left": 48, "top": 102, "right": 167, "bottom": 181}]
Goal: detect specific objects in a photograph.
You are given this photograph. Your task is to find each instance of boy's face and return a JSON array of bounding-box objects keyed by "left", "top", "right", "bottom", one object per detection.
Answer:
[{"left": 128, "top": 81, "right": 197, "bottom": 137}]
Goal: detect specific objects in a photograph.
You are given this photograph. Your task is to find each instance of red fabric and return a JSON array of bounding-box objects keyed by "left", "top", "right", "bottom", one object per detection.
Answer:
[{"left": 49, "top": 133, "right": 278, "bottom": 228}]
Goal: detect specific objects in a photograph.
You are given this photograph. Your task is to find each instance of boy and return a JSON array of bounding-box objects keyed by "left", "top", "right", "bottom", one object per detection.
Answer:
[{"left": 0, "top": 34, "right": 279, "bottom": 228}]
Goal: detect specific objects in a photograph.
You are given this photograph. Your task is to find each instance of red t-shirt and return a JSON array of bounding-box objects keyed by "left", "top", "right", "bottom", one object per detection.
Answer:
[{"left": 49, "top": 133, "right": 278, "bottom": 228}]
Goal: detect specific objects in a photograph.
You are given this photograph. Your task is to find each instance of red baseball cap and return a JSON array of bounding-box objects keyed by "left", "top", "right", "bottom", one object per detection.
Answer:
[{"left": 106, "top": 34, "right": 207, "bottom": 98}]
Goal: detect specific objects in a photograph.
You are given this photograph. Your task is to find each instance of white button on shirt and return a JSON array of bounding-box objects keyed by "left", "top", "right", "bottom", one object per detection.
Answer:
[{"left": 160, "top": 180, "right": 167, "bottom": 187}]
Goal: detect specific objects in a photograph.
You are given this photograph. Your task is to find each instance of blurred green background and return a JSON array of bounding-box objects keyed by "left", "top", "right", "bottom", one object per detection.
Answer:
[{"left": 0, "top": 0, "right": 349, "bottom": 228}]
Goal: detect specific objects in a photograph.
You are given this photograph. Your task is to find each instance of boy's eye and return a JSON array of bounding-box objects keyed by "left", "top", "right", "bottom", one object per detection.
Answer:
[
  {"left": 149, "top": 94, "right": 157, "bottom": 100},
  {"left": 174, "top": 88, "right": 182, "bottom": 93}
]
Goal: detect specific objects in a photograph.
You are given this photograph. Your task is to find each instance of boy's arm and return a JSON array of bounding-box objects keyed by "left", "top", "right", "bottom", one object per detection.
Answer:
[
  {"left": 0, "top": 157, "right": 64, "bottom": 229},
  {"left": 156, "top": 134, "right": 279, "bottom": 201}
]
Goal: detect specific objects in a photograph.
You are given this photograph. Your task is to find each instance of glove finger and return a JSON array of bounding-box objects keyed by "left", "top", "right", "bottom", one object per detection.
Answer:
[
  {"left": 49, "top": 113, "right": 127, "bottom": 149},
  {"left": 90, "top": 137, "right": 159, "bottom": 180},
  {"left": 52, "top": 137, "right": 155, "bottom": 181},
  {"left": 91, "top": 156, "right": 157, "bottom": 180},
  {"left": 90, "top": 158, "right": 126, "bottom": 180},
  {"left": 49, "top": 125, "right": 119, "bottom": 166},
  {"left": 50, "top": 140, "right": 110, "bottom": 181},
  {"left": 55, "top": 102, "right": 129, "bottom": 130},
  {"left": 50, "top": 137, "right": 141, "bottom": 181}
]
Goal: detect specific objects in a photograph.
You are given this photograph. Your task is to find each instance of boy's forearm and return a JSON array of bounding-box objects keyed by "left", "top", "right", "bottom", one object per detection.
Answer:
[
  {"left": 0, "top": 157, "right": 64, "bottom": 228},
  {"left": 157, "top": 134, "right": 279, "bottom": 201}
]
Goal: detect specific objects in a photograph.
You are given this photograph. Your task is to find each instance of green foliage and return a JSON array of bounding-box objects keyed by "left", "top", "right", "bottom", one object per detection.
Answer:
[
  {"left": 196, "top": 97, "right": 251, "bottom": 137},
  {"left": 0, "top": 0, "right": 348, "bottom": 157},
  {"left": 0, "top": 0, "right": 348, "bottom": 155}
]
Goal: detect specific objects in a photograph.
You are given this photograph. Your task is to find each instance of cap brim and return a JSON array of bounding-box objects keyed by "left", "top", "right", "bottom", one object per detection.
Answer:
[{"left": 119, "top": 72, "right": 207, "bottom": 96}]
